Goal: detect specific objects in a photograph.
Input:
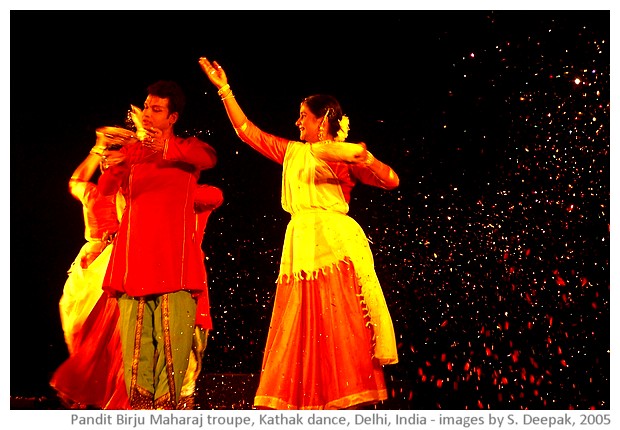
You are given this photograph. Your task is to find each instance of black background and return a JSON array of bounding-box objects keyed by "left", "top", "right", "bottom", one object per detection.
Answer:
[{"left": 10, "top": 10, "right": 610, "bottom": 409}]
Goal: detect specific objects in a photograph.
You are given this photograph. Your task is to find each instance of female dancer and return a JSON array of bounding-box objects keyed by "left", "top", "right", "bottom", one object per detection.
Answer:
[
  {"left": 59, "top": 131, "right": 125, "bottom": 355},
  {"left": 199, "top": 56, "right": 400, "bottom": 410}
]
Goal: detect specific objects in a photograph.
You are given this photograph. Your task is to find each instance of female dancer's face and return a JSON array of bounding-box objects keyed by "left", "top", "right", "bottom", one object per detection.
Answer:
[{"left": 295, "top": 103, "right": 322, "bottom": 143}]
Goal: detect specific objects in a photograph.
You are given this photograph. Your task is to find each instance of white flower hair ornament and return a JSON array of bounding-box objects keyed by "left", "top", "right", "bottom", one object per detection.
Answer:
[{"left": 334, "top": 115, "right": 350, "bottom": 142}]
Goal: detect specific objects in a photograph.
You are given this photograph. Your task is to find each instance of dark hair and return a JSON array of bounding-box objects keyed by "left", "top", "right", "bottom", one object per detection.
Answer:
[
  {"left": 302, "top": 94, "right": 343, "bottom": 137},
  {"left": 147, "top": 80, "right": 186, "bottom": 117}
]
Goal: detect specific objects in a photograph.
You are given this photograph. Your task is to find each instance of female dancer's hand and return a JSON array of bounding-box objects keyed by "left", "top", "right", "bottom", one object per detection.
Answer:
[
  {"left": 199, "top": 57, "right": 228, "bottom": 90},
  {"left": 100, "top": 149, "right": 126, "bottom": 170}
]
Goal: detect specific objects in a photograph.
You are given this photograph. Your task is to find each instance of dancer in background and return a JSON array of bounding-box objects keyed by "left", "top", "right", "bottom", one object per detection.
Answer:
[
  {"left": 180, "top": 183, "right": 224, "bottom": 408},
  {"left": 199, "top": 56, "right": 399, "bottom": 410},
  {"left": 58, "top": 131, "right": 126, "bottom": 355},
  {"left": 51, "top": 129, "right": 129, "bottom": 409}
]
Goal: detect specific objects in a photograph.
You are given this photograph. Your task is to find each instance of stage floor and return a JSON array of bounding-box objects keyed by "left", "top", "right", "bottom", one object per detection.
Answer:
[{"left": 10, "top": 373, "right": 400, "bottom": 410}]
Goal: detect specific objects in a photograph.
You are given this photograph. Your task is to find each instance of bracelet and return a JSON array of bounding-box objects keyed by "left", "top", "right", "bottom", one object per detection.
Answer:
[
  {"left": 364, "top": 151, "right": 375, "bottom": 166},
  {"left": 221, "top": 92, "right": 235, "bottom": 101},
  {"left": 217, "top": 84, "right": 230, "bottom": 96},
  {"left": 90, "top": 146, "right": 106, "bottom": 156},
  {"left": 219, "top": 87, "right": 233, "bottom": 99}
]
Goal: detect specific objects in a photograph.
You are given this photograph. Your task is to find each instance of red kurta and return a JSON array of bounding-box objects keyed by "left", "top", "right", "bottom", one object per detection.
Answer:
[{"left": 99, "top": 136, "right": 217, "bottom": 297}]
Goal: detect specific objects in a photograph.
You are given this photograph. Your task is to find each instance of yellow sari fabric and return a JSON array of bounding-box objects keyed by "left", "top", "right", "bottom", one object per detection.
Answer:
[{"left": 279, "top": 142, "right": 398, "bottom": 365}]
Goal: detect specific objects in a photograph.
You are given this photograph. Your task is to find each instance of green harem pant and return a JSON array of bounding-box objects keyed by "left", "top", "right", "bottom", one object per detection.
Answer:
[{"left": 118, "top": 291, "right": 197, "bottom": 409}]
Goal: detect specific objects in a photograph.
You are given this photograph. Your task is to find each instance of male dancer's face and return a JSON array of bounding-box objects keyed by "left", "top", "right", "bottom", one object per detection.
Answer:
[{"left": 142, "top": 95, "right": 177, "bottom": 133}]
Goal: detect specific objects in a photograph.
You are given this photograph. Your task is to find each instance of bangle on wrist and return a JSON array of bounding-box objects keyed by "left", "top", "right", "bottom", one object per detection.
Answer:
[
  {"left": 217, "top": 84, "right": 230, "bottom": 96},
  {"left": 221, "top": 91, "right": 235, "bottom": 101},
  {"left": 90, "top": 146, "right": 106, "bottom": 156}
]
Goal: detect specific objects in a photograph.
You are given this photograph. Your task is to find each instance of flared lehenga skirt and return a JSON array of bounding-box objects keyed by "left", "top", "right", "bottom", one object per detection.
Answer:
[
  {"left": 59, "top": 243, "right": 114, "bottom": 354},
  {"left": 50, "top": 293, "right": 130, "bottom": 409},
  {"left": 253, "top": 211, "right": 397, "bottom": 410}
]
